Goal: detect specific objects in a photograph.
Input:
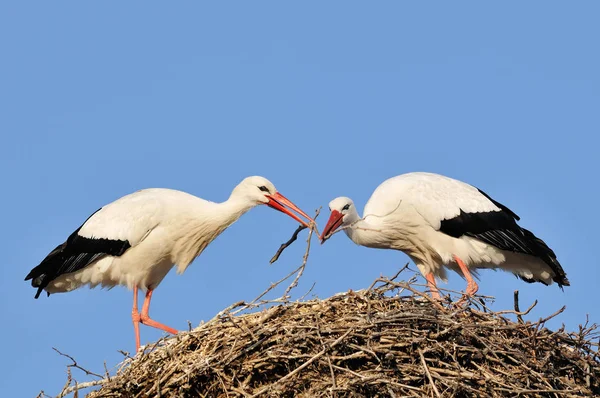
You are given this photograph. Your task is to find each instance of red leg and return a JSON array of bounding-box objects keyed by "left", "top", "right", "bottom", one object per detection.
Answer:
[
  {"left": 425, "top": 272, "right": 441, "bottom": 300},
  {"left": 139, "top": 289, "right": 178, "bottom": 335},
  {"left": 131, "top": 287, "right": 141, "bottom": 352},
  {"left": 454, "top": 255, "right": 479, "bottom": 297}
]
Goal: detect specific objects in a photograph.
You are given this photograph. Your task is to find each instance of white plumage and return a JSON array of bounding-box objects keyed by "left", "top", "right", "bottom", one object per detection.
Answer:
[
  {"left": 321, "top": 172, "right": 569, "bottom": 300},
  {"left": 364, "top": 172, "right": 502, "bottom": 229},
  {"left": 26, "top": 176, "right": 312, "bottom": 350}
]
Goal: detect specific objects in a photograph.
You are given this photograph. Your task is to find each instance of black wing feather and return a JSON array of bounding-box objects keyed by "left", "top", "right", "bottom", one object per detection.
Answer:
[
  {"left": 477, "top": 188, "right": 520, "bottom": 221},
  {"left": 25, "top": 209, "right": 131, "bottom": 298},
  {"left": 439, "top": 194, "right": 569, "bottom": 287}
]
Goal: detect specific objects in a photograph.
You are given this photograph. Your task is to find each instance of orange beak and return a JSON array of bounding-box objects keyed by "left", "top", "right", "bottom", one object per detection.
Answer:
[
  {"left": 320, "top": 210, "right": 344, "bottom": 243},
  {"left": 266, "top": 192, "right": 313, "bottom": 227}
]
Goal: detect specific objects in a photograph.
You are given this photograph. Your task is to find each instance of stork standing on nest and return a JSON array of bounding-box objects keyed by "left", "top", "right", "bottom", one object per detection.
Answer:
[
  {"left": 26, "top": 176, "right": 313, "bottom": 350},
  {"left": 320, "top": 172, "right": 569, "bottom": 300}
]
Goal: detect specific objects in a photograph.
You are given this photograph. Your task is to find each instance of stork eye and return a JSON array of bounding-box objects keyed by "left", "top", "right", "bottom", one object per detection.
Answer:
[
  {"left": 258, "top": 186, "right": 270, "bottom": 193},
  {"left": 342, "top": 204, "right": 350, "bottom": 211}
]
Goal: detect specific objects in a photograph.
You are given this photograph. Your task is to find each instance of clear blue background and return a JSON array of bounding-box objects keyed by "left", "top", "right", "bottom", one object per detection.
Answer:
[{"left": 1, "top": 2, "right": 598, "bottom": 396}]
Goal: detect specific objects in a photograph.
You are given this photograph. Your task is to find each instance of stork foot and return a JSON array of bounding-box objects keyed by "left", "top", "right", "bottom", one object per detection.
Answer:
[
  {"left": 465, "top": 281, "right": 479, "bottom": 297},
  {"left": 452, "top": 283, "right": 480, "bottom": 307},
  {"left": 425, "top": 272, "right": 442, "bottom": 301},
  {"left": 132, "top": 287, "right": 179, "bottom": 352},
  {"left": 139, "top": 313, "right": 179, "bottom": 335},
  {"left": 140, "top": 288, "right": 179, "bottom": 335},
  {"left": 451, "top": 255, "right": 480, "bottom": 307}
]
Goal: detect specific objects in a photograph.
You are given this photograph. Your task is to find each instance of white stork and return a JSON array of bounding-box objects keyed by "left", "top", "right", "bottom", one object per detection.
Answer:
[
  {"left": 26, "top": 176, "right": 313, "bottom": 350},
  {"left": 320, "top": 172, "right": 569, "bottom": 300}
]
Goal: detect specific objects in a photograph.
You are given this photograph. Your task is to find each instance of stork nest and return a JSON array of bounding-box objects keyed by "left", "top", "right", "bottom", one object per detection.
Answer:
[{"left": 75, "top": 275, "right": 600, "bottom": 398}]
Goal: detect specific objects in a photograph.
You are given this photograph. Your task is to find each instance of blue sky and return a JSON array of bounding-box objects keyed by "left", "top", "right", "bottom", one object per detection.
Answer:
[{"left": 1, "top": 2, "right": 599, "bottom": 396}]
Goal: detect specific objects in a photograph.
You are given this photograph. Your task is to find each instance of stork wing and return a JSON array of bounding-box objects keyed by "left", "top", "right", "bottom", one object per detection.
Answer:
[{"left": 25, "top": 190, "right": 164, "bottom": 298}]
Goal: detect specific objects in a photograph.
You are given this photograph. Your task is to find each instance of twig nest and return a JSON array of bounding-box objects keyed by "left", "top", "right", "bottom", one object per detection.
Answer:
[{"left": 86, "top": 282, "right": 599, "bottom": 398}]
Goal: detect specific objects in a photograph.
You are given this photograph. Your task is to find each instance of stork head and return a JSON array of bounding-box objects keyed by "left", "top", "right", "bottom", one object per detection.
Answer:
[
  {"left": 232, "top": 176, "right": 313, "bottom": 227},
  {"left": 320, "top": 197, "right": 359, "bottom": 243}
]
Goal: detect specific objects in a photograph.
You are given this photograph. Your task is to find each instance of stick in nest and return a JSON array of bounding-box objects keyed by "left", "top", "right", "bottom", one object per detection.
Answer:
[
  {"left": 53, "top": 347, "right": 103, "bottom": 379},
  {"left": 53, "top": 349, "right": 111, "bottom": 398},
  {"left": 418, "top": 349, "right": 441, "bottom": 398}
]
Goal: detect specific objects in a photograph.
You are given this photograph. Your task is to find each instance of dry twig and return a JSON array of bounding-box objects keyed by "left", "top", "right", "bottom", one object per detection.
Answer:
[
  {"left": 418, "top": 349, "right": 441, "bottom": 398},
  {"left": 57, "top": 379, "right": 108, "bottom": 398},
  {"left": 52, "top": 348, "right": 103, "bottom": 378},
  {"left": 269, "top": 225, "right": 307, "bottom": 264}
]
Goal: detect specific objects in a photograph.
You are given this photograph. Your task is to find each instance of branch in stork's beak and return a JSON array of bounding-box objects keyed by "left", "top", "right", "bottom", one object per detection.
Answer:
[
  {"left": 320, "top": 210, "right": 344, "bottom": 244},
  {"left": 265, "top": 192, "right": 313, "bottom": 228}
]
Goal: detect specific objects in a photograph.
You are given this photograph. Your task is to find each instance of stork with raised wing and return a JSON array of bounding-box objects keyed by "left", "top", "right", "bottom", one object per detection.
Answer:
[
  {"left": 320, "top": 172, "right": 569, "bottom": 300},
  {"left": 26, "top": 176, "right": 313, "bottom": 350}
]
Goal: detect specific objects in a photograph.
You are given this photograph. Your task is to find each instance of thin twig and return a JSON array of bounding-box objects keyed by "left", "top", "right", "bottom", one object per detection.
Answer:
[
  {"left": 513, "top": 290, "right": 522, "bottom": 323},
  {"left": 103, "top": 361, "right": 111, "bottom": 383},
  {"left": 57, "top": 368, "right": 72, "bottom": 398},
  {"left": 282, "top": 211, "right": 318, "bottom": 298},
  {"left": 228, "top": 267, "right": 300, "bottom": 316},
  {"left": 57, "top": 378, "right": 109, "bottom": 398},
  {"left": 495, "top": 292, "right": 537, "bottom": 321},
  {"left": 535, "top": 305, "right": 567, "bottom": 326},
  {"left": 418, "top": 349, "right": 441, "bottom": 398},
  {"left": 53, "top": 348, "right": 103, "bottom": 378},
  {"left": 317, "top": 319, "right": 337, "bottom": 390},
  {"left": 270, "top": 225, "right": 307, "bottom": 264},
  {"left": 297, "top": 282, "right": 316, "bottom": 301}
]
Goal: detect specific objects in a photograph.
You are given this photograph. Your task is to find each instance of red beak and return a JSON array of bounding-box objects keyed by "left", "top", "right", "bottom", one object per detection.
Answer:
[
  {"left": 266, "top": 192, "right": 313, "bottom": 227},
  {"left": 320, "top": 210, "right": 344, "bottom": 243}
]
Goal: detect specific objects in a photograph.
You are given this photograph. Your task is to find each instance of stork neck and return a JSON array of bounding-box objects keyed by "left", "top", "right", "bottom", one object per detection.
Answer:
[
  {"left": 344, "top": 218, "right": 383, "bottom": 248},
  {"left": 172, "top": 196, "right": 257, "bottom": 274},
  {"left": 216, "top": 197, "right": 257, "bottom": 228}
]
